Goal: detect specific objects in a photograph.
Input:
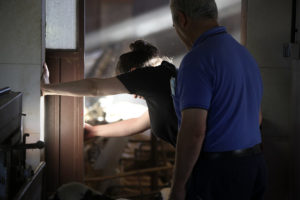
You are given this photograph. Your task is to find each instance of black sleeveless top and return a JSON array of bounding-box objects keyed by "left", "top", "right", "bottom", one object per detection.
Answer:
[{"left": 117, "top": 61, "right": 178, "bottom": 146}]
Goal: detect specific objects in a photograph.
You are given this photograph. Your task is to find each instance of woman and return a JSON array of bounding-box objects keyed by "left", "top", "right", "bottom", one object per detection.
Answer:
[{"left": 42, "top": 40, "right": 178, "bottom": 147}]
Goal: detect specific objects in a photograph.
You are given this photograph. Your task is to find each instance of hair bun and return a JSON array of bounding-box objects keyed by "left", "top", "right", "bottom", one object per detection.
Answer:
[{"left": 130, "top": 40, "right": 158, "bottom": 57}]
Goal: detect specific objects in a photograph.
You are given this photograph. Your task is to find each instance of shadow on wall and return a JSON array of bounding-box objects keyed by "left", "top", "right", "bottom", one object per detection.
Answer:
[{"left": 85, "top": 0, "right": 242, "bottom": 54}]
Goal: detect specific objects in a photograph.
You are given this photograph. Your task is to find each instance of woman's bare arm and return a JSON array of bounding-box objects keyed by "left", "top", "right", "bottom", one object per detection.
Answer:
[
  {"left": 85, "top": 111, "right": 151, "bottom": 138},
  {"left": 41, "top": 63, "right": 128, "bottom": 97},
  {"left": 42, "top": 78, "right": 128, "bottom": 97}
]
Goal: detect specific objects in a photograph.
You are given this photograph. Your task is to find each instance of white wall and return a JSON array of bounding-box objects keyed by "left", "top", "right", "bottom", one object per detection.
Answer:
[
  {"left": 216, "top": 0, "right": 241, "bottom": 41},
  {"left": 0, "top": 0, "right": 45, "bottom": 168},
  {"left": 247, "top": 0, "right": 293, "bottom": 199}
]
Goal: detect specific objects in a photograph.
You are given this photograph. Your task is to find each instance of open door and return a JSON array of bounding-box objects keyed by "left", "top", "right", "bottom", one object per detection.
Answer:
[{"left": 44, "top": 0, "right": 85, "bottom": 194}]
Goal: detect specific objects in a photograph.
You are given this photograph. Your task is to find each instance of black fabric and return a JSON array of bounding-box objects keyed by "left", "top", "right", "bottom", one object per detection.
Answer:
[
  {"left": 80, "top": 190, "right": 114, "bottom": 200},
  {"left": 117, "top": 61, "right": 178, "bottom": 146},
  {"left": 199, "top": 144, "right": 262, "bottom": 160},
  {"left": 186, "top": 154, "right": 267, "bottom": 200}
]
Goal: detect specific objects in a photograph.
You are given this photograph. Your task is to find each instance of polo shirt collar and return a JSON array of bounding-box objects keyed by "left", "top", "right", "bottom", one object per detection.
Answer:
[{"left": 192, "top": 26, "right": 227, "bottom": 48}]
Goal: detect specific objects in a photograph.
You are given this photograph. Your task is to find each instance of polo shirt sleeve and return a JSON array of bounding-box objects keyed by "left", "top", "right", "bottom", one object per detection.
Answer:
[{"left": 177, "top": 55, "right": 214, "bottom": 111}]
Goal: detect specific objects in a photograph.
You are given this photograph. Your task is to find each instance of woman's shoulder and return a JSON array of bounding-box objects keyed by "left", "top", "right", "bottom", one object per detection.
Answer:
[
  {"left": 157, "top": 61, "right": 177, "bottom": 76},
  {"left": 160, "top": 60, "right": 176, "bottom": 69},
  {"left": 133, "top": 61, "right": 177, "bottom": 76}
]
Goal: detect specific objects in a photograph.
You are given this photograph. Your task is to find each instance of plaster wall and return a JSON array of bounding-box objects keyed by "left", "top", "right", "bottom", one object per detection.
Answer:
[
  {"left": 247, "top": 0, "right": 293, "bottom": 199},
  {"left": 0, "top": 0, "right": 45, "bottom": 169}
]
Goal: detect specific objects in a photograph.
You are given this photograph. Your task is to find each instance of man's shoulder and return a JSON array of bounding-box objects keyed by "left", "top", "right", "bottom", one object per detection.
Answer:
[
  {"left": 180, "top": 48, "right": 210, "bottom": 72},
  {"left": 183, "top": 44, "right": 210, "bottom": 61}
]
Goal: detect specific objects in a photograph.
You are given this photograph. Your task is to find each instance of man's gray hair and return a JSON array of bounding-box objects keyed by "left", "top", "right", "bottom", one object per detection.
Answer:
[{"left": 170, "top": 0, "right": 218, "bottom": 20}]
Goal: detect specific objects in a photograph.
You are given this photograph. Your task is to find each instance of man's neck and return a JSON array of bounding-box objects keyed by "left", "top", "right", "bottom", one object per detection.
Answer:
[{"left": 187, "top": 19, "right": 219, "bottom": 49}]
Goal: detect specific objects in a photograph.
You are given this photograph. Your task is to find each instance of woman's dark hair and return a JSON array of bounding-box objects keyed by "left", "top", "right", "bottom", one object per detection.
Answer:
[{"left": 116, "top": 40, "right": 159, "bottom": 74}]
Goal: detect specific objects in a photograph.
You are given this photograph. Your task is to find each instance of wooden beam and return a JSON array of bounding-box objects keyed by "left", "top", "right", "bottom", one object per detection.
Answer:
[{"left": 85, "top": 165, "right": 173, "bottom": 182}]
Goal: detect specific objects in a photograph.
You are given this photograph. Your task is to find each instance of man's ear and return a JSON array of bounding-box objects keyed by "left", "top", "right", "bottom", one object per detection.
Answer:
[{"left": 177, "top": 11, "right": 188, "bottom": 28}]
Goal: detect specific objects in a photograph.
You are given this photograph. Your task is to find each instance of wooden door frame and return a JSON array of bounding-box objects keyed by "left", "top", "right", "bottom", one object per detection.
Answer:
[
  {"left": 241, "top": 0, "right": 248, "bottom": 46},
  {"left": 45, "top": 0, "right": 85, "bottom": 194}
]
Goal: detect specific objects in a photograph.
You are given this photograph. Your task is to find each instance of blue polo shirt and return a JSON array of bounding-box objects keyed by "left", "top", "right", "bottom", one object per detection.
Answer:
[{"left": 173, "top": 26, "right": 263, "bottom": 152}]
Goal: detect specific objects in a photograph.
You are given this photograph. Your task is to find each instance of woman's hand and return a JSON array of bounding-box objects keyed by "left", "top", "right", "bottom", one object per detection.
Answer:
[
  {"left": 41, "top": 63, "right": 50, "bottom": 96},
  {"left": 42, "top": 63, "right": 50, "bottom": 84},
  {"left": 133, "top": 94, "right": 144, "bottom": 99},
  {"left": 84, "top": 123, "right": 98, "bottom": 140}
]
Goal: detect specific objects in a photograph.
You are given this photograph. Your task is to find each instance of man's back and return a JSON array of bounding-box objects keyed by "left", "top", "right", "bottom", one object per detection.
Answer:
[
  {"left": 174, "top": 26, "right": 263, "bottom": 152},
  {"left": 169, "top": 1, "right": 267, "bottom": 198}
]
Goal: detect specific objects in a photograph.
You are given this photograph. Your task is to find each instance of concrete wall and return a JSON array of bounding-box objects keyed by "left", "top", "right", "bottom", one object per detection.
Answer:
[
  {"left": 133, "top": 0, "right": 169, "bottom": 16},
  {"left": 0, "top": 0, "right": 45, "bottom": 168},
  {"left": 292, "top": 60, "right": 300, "bottom": 200},
  {"left": 246, "top": 0, "right": 293, "bottom": 199},
  {"left": 291, "top": 1, "right": 300, "bottom": 197},
  {"left": 100, "top": 1, "right": 133, "bottom": 29}
]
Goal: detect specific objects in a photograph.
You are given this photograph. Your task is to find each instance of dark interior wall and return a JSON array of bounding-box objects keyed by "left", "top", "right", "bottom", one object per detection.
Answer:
[
  {"left": 85, "top": 0, "right": 170, "bottom": 33},
  {"left": 246, "top": 0, "right": 294, "bottom": 199},
  {"left": 292, "top": 0, "right": 300, "bottom": 198},
  {"left": 84, "top": 0, "right": 242, "bottom": 62},
  {"left": 99, "top": 1, "right": 133, "bottom": 29},
  {"left": 132, "top": 0, "right": 169, "bottom": 16},
  {"left": 85, "top": 0, "right": 133, "bottom": 33},
  {"left": 85, "top": 0, "right": 101, "bottom": 33},
  {"left": 84, "top": 0, "right": 185, "bottom": 64}
]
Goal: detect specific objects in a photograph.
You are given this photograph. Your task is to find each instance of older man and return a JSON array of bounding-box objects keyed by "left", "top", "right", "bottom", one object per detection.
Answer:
[{"left": 169, "top": 0, "right": 267, "bottom": 200}]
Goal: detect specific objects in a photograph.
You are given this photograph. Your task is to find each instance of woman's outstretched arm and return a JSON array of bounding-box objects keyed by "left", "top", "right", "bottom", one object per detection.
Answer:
[
  {"left": 85, "top": 111, "right": 151, "bottom": 139},
  {"left": 41, "top": 63, "right": 128, "bottom": 97}
]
